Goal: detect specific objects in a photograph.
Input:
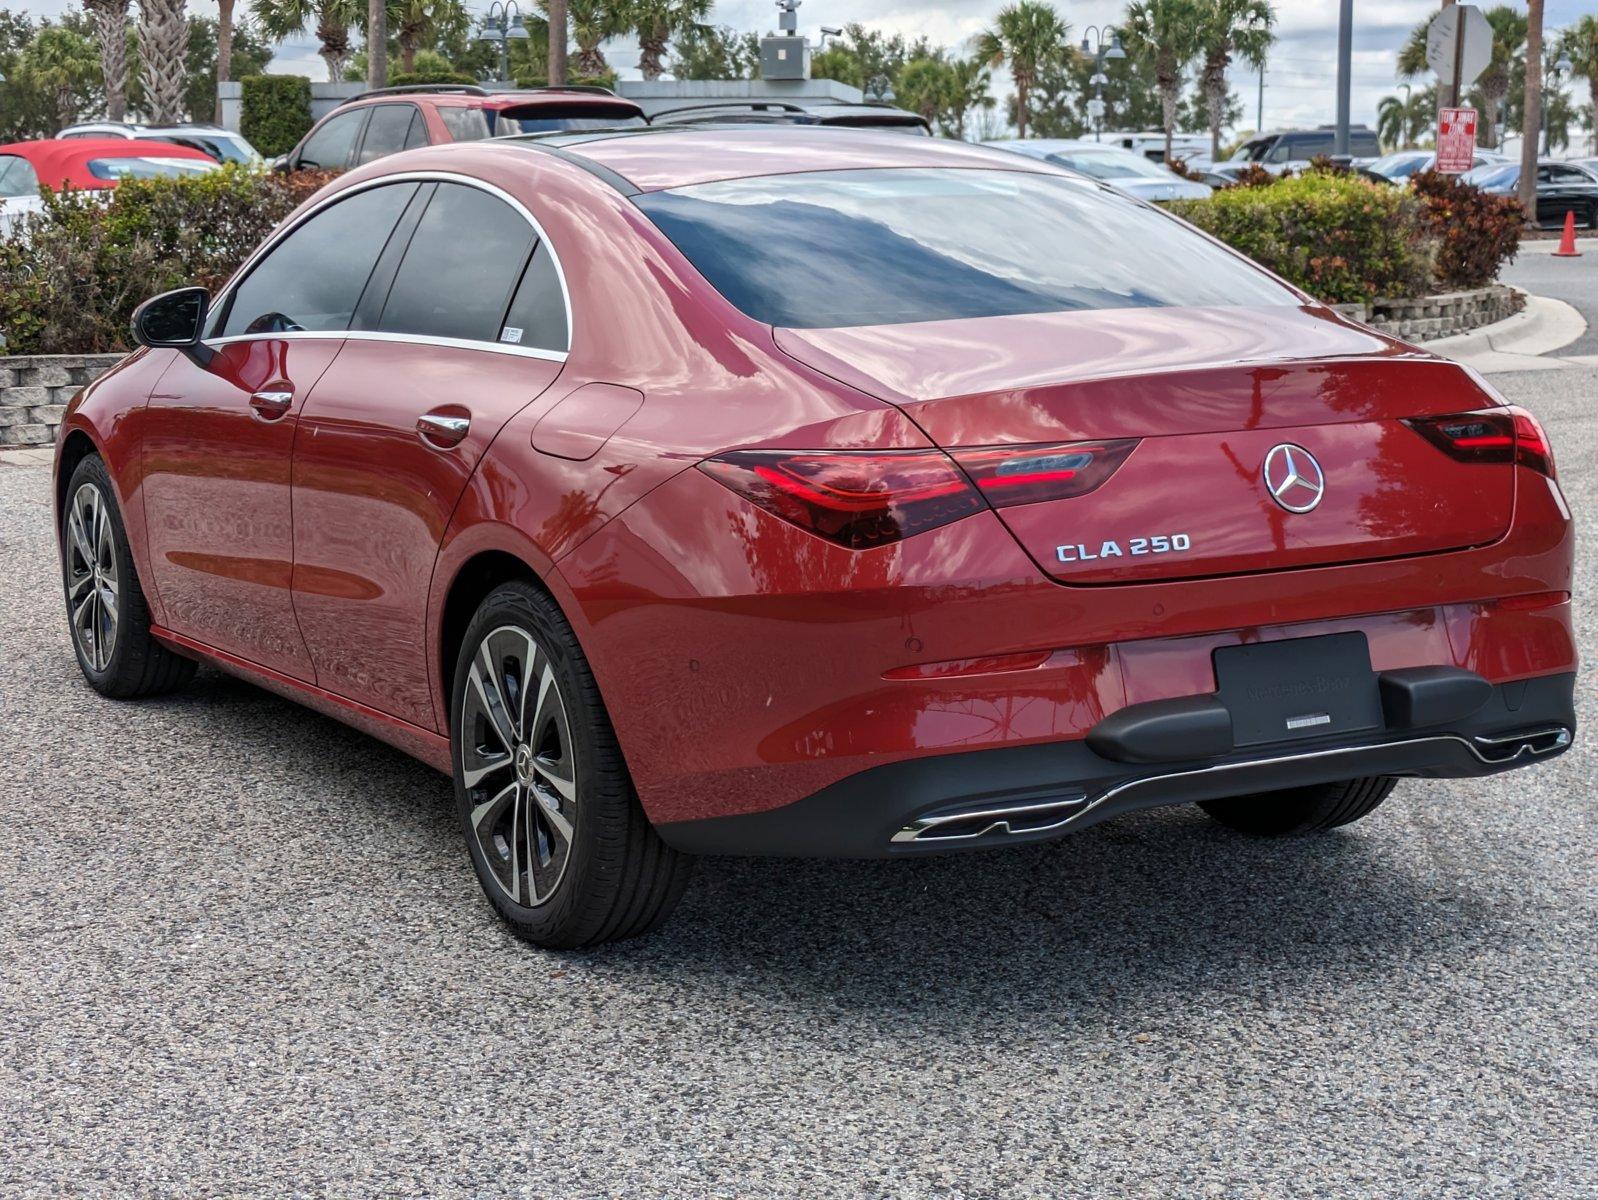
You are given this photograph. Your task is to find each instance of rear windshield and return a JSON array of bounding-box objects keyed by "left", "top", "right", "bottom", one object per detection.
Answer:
[
  {"left": 634, "top": 167, "right": 1293, "bottom": 329},
  {"left": 493, "top": 108, "right": 646, "bottom": 135}
]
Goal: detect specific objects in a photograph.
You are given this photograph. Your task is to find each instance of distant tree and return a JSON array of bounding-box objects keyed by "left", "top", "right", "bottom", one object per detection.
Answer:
[
  {"left": 564, "top": 0, "right": 627, "bottom": 77},
  {"left": 666, "top": 22, "right": 758, "bottom": 79},
  {"left": 381, "top": 0, "right": 470, "bottom": 74},
  {"left": 810, "top": 23, "right": 929, "bottom": 92},
  {"left": 171, "top": 16, "right": 272, "bottom": 121},
  {"left": 4, "top": 24, "right": 101, "bottom": 132},
  {"left": 895, "top": 52, "right": 993, "bottom": 139},
  {"left": 1520, "top": 0, "right": 1543, "bottom": 220},
  {"left": 630, "top": 0, "right": 709, "bottom": 81},
  {"left": 1560, "top": 15, "right": 1598, "bottom": 155},
  {"left": 1377, "top": 85, "right": 1436, "bottom": 149},
  {"left": 1122, "top": 0, "right": 1199, "bottom": 162},
  {"left": 1193, "top": 0, "right": 1274, "bottom": 158},
  {"left": 978, "top": 0, "right": 1070, "bottom": 139}
]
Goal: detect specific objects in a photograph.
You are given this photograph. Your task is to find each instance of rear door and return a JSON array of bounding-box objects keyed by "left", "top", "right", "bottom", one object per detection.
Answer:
[
  {"left": 289, "top": 180, "right": 568, "bottom": 729},
  {"left": 354, "top": 103, "right": 427, "bottom": 165},
  {"left": 293, "top": 107, "right": 367, "bottom": 170}
]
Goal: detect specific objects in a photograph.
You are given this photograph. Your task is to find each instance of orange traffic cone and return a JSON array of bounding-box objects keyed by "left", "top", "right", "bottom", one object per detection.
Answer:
[{"left": 1553, "top": 210, "right": 1581, "bottom": 257}]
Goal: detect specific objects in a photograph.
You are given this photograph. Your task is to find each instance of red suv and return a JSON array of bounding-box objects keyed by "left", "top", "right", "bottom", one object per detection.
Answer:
[
  {"left": 59, "top": 129, "right": 1577, "bottom": 948},
  {"left": 278, "top": 84, "right": 645, "bottom": 171}
]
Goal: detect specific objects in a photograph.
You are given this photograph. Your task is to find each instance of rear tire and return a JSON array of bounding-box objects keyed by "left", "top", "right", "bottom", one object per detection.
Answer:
[
  {"left": 1198, "top": 776, "right": 1396, "bottom": 836},
  {"left": 61, "top": 454, "right": 197, "bottom": 699},
  {"left": 451, "top": 581, "right": 692, "bottom": 949}
]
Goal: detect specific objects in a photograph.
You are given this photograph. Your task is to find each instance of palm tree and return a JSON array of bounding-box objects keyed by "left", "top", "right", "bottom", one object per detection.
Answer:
[
  {"left": 630, "top": 0, "right": 709, "bottom": 82},
  {"left": 1193, "top": 0, "right": 1275, "bottom": 159},
  {"left": 1519, "top": 0, "right": 1542, "bottom": 221},
  {"left": 1475, "top": 5, "right": 1527, "bottom": 149},
  {"left": 1376, "top": 84, "right": 1434, "bottom": 149},
  {"left": 82, "top": 0, "right": 130, "bottom": 120},
  {"left": 1561, "top": 14, "right": 1598, "bottom": 155},
  {"left": 367, "top": 0, "right": 386, "bottom": 86},
  {"left": 138, "top": 0, "right": 189, "bottom": 123},
  {"left": 978, "top": 0, "right": 1069, "bottom": 139},
  {"left": 216, "top": 0, "right": 236, "bottom": 118},
  {"left": 563, "top": 0, "right": 626, "bottom": 77},
  {"left": 254, "top": 0, "right": 361, "bottom": 83},
  {"left": 1122, "top": 0, "right": 1199, "bottom": 164},
  {"left": 387, "top": 0, "right": 468, "bottom": 74},
  {"left": 547, "top": 0, "right": 567, "bottom": 83}
]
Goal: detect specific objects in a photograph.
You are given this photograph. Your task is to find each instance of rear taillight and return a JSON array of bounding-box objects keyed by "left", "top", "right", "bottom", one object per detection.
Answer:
[
  {"left": 1406, "top": 407, "right": 1557, "bottom": 477},
  {"left": 698, "top": 440, "right": 1138, "bottom": 550},
  {"left": 698, "top": 450, "right": 983, "bottom": 549},
  {"left": 950, "top": 440, "right": 1139, "bottom": 508}
]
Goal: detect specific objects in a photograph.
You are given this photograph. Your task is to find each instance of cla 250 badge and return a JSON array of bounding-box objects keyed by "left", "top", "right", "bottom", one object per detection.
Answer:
[{"left": 1057, "top": 533, "right": 1193, "bottom": 563}]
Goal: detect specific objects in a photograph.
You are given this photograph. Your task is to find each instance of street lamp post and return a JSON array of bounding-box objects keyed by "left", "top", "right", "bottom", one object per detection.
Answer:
[
  {"left": 477, "top": 1, "right": 531, "bottom": 88},
  {"left": 1079, "top": 26, "right": 1125, "bottom": 143},
  {"left": 1544, "top": 53, "right": 1572, "bottom": 155}
]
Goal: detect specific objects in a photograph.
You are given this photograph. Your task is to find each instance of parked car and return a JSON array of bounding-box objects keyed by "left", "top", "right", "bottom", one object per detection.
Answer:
[
  {"left": 985, "top": 139, "right": 1212, "bottom": 201},
  {"left": 1228, "top": 126, "right": 1382, "bottom": 173},
  {"left": 1460, "top": 159, "right": 1598, "bottom": 228},
  {"left": 1103, "top": 130, "right": 1211, "bottom": 163},
  {"left": 278, "top": 84, "right": 646, "bottom": 171},
  {"left": 1, "top": 138, "right": 217, "bottom": 236},
  {"left": 1368, "top": 149, "right": 1506, "bottom": 182},
  {"left": 648, "top": 99, "right": 931, "bottom": 134},
  {"left": 60, "top": 128, "right": 1575, "bottom": 948},
  {"left": 57, "top": 121, "right": 262, "bottom": 165}
]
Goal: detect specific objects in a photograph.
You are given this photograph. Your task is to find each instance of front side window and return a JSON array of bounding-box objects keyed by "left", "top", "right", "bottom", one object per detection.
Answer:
[
  {"left": 376, "top": 183, "right": 535, "bottom": 342},
  {"left": 297, "top": 109, "right": 365, "bottom": 169},
  {"left": 0, "top": 155, "right": 39, "bottom": 198},
  {"left": 357, "top": 104, "right": 424, "bottom": 164},
  {"left": 635, "top": 168, "right": 1294, "bottom": 329},
  {"left": 219, "top": 183, "right": 418, "bottom": 336}
]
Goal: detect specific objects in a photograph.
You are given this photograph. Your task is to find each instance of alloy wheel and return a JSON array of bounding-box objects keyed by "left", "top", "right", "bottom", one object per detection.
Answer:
[
  {"left": 460, "top": 625, "right": 578, "bottom": 908},
  {"left": 65, "top": 482, "right": 119, "bottom": 673}
]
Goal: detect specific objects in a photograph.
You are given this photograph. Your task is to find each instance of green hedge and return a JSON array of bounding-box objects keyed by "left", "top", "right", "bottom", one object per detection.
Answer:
[
  {"left": 0, "top": 167, "right": 341, "bottom": 355},
  {"left": 1170, "top": 170, "right": 1434, "bottom": 304},
  {"left": 241, "top": 75, "right": 314, "bottom": 158}
]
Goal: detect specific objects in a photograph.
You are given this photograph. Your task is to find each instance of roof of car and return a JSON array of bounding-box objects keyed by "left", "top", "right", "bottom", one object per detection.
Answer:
[
  {"left": 337, "top": 85, "right": 640, "bottom": 113},
  {"left": 503, "top": 125, "right": 1052, "bottom": 193},
  {"left": 0, "top": 137, "right": 215, "bottom": 186}
]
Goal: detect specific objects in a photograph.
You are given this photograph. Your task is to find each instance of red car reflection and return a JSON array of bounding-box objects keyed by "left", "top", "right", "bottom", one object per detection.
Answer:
[{"left": 54, "top": 129, "right": 1577, "bottom": 948}]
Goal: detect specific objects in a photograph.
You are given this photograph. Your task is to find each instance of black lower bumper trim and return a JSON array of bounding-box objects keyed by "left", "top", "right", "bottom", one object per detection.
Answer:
[{"left": 654, "top": 673, "right": 1576, "bottom": 858}]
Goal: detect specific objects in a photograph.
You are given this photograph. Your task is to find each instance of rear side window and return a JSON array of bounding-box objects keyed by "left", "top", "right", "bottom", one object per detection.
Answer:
[
  {"left": 376, "top": 183, "right": 534, "bottom": 342},
  {"left": 297, "top": 109, "right": 365, "bottom": 169},
  {"left": 438, "top": 106, "right": 491, "bottom": 142},
  {"left": 219, "top": 183, "right": 418, "bottom": 336},
  {"left": 357, "top": 104, "right": 425, "bottom": 164},
  {"left": 636, "top": 168, "right": 1293, "bottom": 329},
  {"left": 88, "top": 156, "right": 215, "bottom": 180},
  {"left": 498, "top": 242, "right": 567, "bottom": 350},
  {"left": 0, "top": 155, "right": 39, "bottom": 197}
]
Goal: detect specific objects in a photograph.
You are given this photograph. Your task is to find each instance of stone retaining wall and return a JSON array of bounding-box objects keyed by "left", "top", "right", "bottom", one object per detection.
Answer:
[
  {"left": 1333, "top": 284, "right": 1523, "bottom": 343},
  {"left": 0, "top": 354, "right": 124, "bottom": 447}
]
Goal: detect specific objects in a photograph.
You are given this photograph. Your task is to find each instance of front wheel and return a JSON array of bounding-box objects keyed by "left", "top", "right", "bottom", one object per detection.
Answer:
[
  {"left": 451, "top": 581, "right": 692, "bottom": 949},
  {"left": 61, "top": 454, "right": 196, "bottom": 698},
  {"left": 1198, "top": 776, "right": 1396, "bottom": 836}
]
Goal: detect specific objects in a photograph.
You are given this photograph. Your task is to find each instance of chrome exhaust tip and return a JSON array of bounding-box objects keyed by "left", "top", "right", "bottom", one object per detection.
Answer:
[
  {"left": 1469, "top": 725, "right": 1573, "bottom": 763},
  {"left": 892, "top": 794, "right": 1090, "bottom": 844}
]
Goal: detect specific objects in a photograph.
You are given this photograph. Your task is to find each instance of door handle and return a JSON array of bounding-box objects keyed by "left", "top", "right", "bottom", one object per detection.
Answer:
[
  {"left": 417, "top": 410, "right": 470, "bottom": 448},
  {"left": 249, "top": 389, "right": 293, "bottom": 420}
]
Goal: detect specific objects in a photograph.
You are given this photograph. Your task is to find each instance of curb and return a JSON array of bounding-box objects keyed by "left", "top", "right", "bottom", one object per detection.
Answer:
[{"left": 1425, "top": 289, "right": 1589, "bottom": 375}]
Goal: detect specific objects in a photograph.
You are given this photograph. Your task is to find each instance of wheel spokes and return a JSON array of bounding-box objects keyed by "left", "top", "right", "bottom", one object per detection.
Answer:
[
  {"left": 65, "top": 484, "right": 118, "bottom": 672},
  {"left": 469, "top": 782, "right": 523, "bottom": 904}
]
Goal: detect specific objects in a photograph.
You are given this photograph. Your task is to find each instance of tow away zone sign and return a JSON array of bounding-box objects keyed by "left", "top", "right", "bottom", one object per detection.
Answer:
[{"left": 1436, "top": 107, "right": 1478, "bottom": 174}]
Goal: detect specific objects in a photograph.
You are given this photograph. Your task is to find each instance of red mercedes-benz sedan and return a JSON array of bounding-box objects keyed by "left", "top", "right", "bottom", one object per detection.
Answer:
[{"left": 55, "top": 129, "right": 1577, "bottom": 947}]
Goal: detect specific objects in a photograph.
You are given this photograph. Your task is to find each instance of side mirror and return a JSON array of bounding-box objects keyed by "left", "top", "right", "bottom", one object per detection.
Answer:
[{"left": 130, "top": 286, "right": 214, "bottom": 365}]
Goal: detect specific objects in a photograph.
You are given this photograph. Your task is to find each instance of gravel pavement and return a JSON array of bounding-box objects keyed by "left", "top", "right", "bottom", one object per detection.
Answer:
[{"left": 1, "top": 366, "right": 1594, "bottom": 1199}]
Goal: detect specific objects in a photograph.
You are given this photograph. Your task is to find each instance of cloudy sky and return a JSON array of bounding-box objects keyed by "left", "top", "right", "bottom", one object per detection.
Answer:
[{"left": 20, "top": 0, "right": 1596, "bottom": 134}]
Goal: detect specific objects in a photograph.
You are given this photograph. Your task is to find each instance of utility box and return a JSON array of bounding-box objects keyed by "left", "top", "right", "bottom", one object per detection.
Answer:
[{"left": 761, "top": 35, "right": 810, "bottom": 81}]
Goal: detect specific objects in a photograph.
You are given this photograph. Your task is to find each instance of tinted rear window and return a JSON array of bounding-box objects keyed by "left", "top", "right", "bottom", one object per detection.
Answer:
[{"left": 635, "top": 168, "right": 1292, "bottom": 329}]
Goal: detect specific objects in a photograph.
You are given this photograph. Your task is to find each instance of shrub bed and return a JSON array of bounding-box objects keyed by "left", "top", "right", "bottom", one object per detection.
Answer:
[
  {"left": 1170, "top": 169, "right": 1434, "bottom": 304},
  {"left": 0, "top": 167, "right": 341, "bottom": 356},
  {"left": 1408, "top": 169, "right": 1523, "bottom": 289},
  {"left": 241, "top": 75, "right": 314, "bottom": 158}
]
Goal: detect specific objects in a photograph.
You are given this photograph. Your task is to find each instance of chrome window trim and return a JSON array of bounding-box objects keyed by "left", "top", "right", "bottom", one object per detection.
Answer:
[{"left": 202, "top": 169, "right": 573, "bottom": 360}]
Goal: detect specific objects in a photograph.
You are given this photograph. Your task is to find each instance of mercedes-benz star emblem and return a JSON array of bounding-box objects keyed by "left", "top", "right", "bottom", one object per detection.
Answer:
[{"left": 1263, "top": 444, "right": 1326, "bottom": 514}]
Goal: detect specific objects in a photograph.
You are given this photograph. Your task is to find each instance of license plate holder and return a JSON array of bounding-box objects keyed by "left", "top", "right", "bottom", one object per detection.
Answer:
[{"left": 1214, "top": 633, "right": 1383, "bottom": 748}]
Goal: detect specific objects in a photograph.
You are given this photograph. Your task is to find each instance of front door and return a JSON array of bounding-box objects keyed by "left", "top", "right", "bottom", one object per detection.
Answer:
[
  {"left": 289, "top": 181, "right": 569, "bottom": 729},
  {"left": 139, "top": 179, "right": 421, "bottom": 678}
]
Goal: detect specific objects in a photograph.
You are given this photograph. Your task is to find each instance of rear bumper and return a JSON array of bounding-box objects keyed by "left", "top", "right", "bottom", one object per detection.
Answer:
[{"left": 655, "top": 672, "right": 1576, "bottom": 857}]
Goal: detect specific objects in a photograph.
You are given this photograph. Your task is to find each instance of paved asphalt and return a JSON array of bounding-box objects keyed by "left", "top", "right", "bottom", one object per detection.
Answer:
[
  {"left": 1503, "top": 241, "right": 1598, "bottom": 356},
  {"left": 2, "top": 369, "right": 1595, "bottom": 1192}
]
